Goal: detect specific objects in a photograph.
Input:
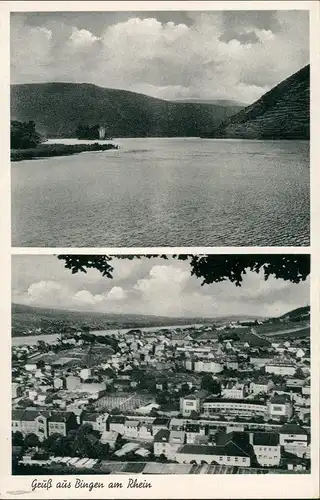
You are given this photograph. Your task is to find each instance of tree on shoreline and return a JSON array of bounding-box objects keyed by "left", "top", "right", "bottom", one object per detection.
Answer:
[{"left": 11, "top": 120, "right": 42, "bottom": 149}]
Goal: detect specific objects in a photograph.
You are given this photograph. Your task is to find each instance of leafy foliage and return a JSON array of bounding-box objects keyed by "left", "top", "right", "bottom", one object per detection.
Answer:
[
  {"left": 57, "top": 254, "right": 310, "bottom": 287},
  {"left": 11, "top": 120, "right": 42, "bottom": 149},
  {"left": 75, "top": 123, "right": 101, "bottom": 140}
]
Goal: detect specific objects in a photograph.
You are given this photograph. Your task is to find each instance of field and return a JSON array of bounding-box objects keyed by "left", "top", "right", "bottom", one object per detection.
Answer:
[{"left": 28, "top": 345, "right": 114, "bottom": 368}]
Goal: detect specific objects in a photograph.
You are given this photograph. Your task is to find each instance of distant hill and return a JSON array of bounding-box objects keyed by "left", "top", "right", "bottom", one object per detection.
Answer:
[
  {"left": 172, "top": 98, "right": 245, "bottom": 107},
  {"left": 11, "top": 303, "right": 260, "bottom": 338},
  {"left": 11, "top": 302, "right": 210, "bottom": 336},
  {"left": 278, "top": 305, "right": 310, "bottom": 321},
  {"left": 207, "top": 65, "right": 310, "bottom": 140},
  {"left": 10, "top": 83, "right": 243, "bottom": 138}
]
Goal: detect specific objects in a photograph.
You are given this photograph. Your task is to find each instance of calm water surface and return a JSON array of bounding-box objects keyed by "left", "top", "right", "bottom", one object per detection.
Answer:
[
  {"left": 12, "top": 138, "right": 309, "bottom": 247},
  {"left": 12, "top": 323, "right": 203, "bottom": 346}
]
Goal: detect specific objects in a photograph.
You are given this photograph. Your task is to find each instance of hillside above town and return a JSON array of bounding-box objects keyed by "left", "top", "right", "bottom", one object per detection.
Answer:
[
  {"left": 10, "top": 83, "right": 242, "bottom": 138},
  {"left": 11, "top": 303, "right": 308, "bottom": 339},
  {"left": 207, "top": 65, "right": 310, "bottom": 140},
  {"left": 11, "top": 303, "right": 214, "bottom": 337}
]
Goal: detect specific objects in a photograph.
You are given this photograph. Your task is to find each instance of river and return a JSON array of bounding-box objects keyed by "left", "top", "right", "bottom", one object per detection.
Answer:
[
  {"left": 11, "top": 323, "right": 203, "bottom": 347},
  {"left": 12, "top": 138, "right": 309, "bottom": 247}
]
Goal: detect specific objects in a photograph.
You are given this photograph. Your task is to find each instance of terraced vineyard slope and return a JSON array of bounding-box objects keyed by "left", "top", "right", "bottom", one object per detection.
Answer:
[{"left": 210, "top": 65, "right": 310, "bottom": 140}]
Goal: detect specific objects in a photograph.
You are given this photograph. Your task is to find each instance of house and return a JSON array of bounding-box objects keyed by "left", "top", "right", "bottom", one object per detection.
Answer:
[
  {"left": 249, "top": 356, "right": 273, "bottom": 368},
  {"left": 222, "top": 381, "right": 247, "bottom": 399},
  {"left": 12, "top": 409, "right": 49, "bottom": 440},
  {"left": 185, "top": 423, "right": 207, "bottom": 444},
  {"left": 80, "top": 368, "right": 91, "bottom": 381},
  {"left": 175, "top": 438, "right": 252, "bottom": 467},
  {"left": 138, "top": 422, "right": 153, "bottom": 440},
  {"left": 81, "top": 412, "right": 109, "bottom": 432},
  {"left": 194, "top": 359, "right": 223, "bottom": 374},
  {"left": 225, "top": 357, "right": 239, "bottom": 370},
  {"left": 267, "top": 394, "right": 293, "bottom": 421},
  {"left": 12, "top": 383, "right": 23, "bottom": 399},
  {"left": 108, "top": 415, "right": 126, "bottom": 435},
  {"left": 12, "top": 409, "right": 78, "bottom": 440},
  {"left": 250, "top": 379, "right": 275, "bottom": 396},
  {"left": 48, "top": 412, "right": 78, "bottom": 437},
  {"left": 180, "top": 390, "right": 208, "bottom": 417},
  {"left": 100, "top": 430, "right": 119, "bottom": 449},
  {"left": 25, "top": 363, "right": 37, "bottom": 372},
  {"left": 53, "top": 377, "right": 65, "bottom": 390},
  {"left": 169, "top": 430, "right": 186, "bottom": 448},
  {"left": 66, "top": 375, "right": 81, "bottom": 391},
  {"left": 265, "top": 357, "right": 296, "bottom": 376},
  {"left": 250, "top": 432, "right": 281, "bottom": 467},
  {"left": 154, "top": 429, "right": 170, "bottom": 457},
  {"left": 169, "top": 418, "right": 185, "bottom": 431},
  {"left": 152, "top": 417, "right": 170, "bottom": 436},
  {"left": 279, "top": 423, "right": 309, "bottom": 447},
  {"left": 124, "top": 420, "right": 140, "bottom": 439}
]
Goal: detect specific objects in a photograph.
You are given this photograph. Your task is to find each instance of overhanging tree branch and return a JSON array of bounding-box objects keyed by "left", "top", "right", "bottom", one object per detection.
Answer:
[{"left": 57, "top": 254, "right": 310, "bottom": 287}]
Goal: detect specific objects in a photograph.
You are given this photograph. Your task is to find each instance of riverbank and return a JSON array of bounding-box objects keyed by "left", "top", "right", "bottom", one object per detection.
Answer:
[{"left": 11, "top": 142, "right": 119, "bottom": 162}]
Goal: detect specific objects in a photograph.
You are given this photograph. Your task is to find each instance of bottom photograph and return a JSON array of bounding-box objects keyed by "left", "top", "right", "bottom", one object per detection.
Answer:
[{"left": 11, "top": 253, "right": 311, "bottom": 476}]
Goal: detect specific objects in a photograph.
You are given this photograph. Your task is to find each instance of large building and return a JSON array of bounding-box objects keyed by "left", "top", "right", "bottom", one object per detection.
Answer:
[
  {"left": 12, "top": 409, "right": 78, "bottom": 440},
  {"left": 175, "top": 432, "right": 254, "bottom": 466},
  {"left": 267, "top": 394, "right": 293, "bottom": 421},
  {"left": 265, "top": 357, "right": 296, "bottom": 376},
  {"left": 194, "top": 359, "right": 223, "bottom": 374},
  {"left": 202, "top": 398, "right": 267, "bottom": 419},
  {"left": 81, "top": 412, "right": 109, "bottom": 432},
  {"left": 279, "top": 423, "right": 309, "bottom": 446},
  {"left": 222, "top": 381, "right": 247, "bottom": 399},
  {"left": 250, "top": 432, "right": 281, "bottom": 467},
  {"left": 180, "top": 390, "right": 209, "bottom": 417}
]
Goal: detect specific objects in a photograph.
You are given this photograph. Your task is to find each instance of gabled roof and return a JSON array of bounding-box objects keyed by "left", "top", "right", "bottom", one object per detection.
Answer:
[
  {"left": 184, "top": 390, "right": 208, "bottom": 400},
  {"left": 21, "top": 409, "right": 40, "bottom": 421},
  {"left": 253, "top": 432, "right": 279, "bottom": 446},
  {"left": 108, "top": 415, "right": 126, "bottom": 424},
  {"left": 279, "top": 422, "right": 308, "bottom": 435},
  {"left": 177, "top": 442, "right": 251, "bottom": 458},
  {"left": 270, "top": 393, "right": 291, "bottom": 404},
  {"left": 154, "top": 429, "right": 170, "bottom": 442},
  {"left": 49, "top": 411, "right": 74, "bottom": 423},
  {"left": 12, "top": 409, "right": 27, "bottom": 421},
  {"left": 153, "top": 417, "right": 170, "bottom": 426}
]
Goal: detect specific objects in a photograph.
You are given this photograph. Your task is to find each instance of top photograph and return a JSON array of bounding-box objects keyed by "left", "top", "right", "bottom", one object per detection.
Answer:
[{"left": 11, "top": 10, "right": 310, "bottom": 248}]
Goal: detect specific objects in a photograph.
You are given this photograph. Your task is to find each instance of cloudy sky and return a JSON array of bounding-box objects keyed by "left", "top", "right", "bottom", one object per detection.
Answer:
[
  {"left": 12, "top": 255, "right": 309, "bottom": 319},
  {"left": 11, "top": 10, "right": 309, "bottom": 104}
]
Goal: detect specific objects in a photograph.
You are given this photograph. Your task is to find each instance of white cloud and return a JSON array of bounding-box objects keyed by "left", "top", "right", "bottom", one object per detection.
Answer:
[
  {"left": 69, "top": 28, "right": 99, "bottom": 48},
  {"left": 11, "top": 11, "right": 309, "bottom": 103},
  {"left": 12, "top": 257, "right": 309, "bottom": 319},
  {"left": 106, "top": 287, "right": 127, "bottom": 300}
]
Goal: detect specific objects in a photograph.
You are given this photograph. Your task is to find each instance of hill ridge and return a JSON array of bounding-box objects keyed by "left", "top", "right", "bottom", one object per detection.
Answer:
[
  {"left": 209, "top": 65, "right": 310, "bottom": 140},
  {"left": 11, "top": 83, "right": 242, "bottom": 138}
]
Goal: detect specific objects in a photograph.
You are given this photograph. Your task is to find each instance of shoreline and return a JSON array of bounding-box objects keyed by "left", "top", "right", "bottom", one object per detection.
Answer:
[{"left": 11, "top": 142, "right": 119, "bottom": 162}]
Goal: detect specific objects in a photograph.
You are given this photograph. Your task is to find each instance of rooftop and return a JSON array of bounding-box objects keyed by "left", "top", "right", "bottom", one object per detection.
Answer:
[
  {"left": 279, "top": 422, "right": 308, "bottom": 435},
  {"left": 154, "top": 429, "right": 170, "bottom": 443},
  {"left": 253, "top": 432, "right": 279, "bottom": 446}
]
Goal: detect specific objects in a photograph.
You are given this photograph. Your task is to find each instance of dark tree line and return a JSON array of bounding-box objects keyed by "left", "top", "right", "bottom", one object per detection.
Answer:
[
  {"left": 11, "top": 120, "right": 42, "bottom": 149},
  {"left": 75, "top": 123, "right": 102, "bottom": 140}
]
